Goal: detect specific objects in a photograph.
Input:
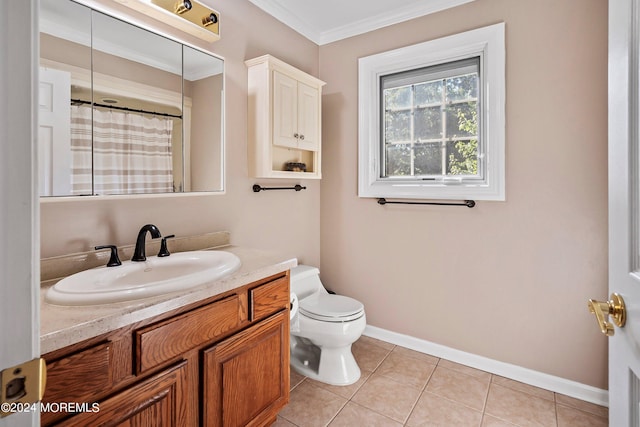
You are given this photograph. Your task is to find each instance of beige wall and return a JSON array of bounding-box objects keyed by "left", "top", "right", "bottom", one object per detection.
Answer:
[
  {"left": 189, "top": 74, "right": 223, "bottom": 191},
  {"left": 318, "top": 0, "right": 608, "bottom": 388},
  {"left": 40, "top": 0, "right": 321, "bottom": 267}
]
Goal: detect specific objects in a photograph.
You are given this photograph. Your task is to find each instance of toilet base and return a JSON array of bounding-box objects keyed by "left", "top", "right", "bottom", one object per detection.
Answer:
[{"left": 290, "top": 338, "right": 361, "bottom": 386}]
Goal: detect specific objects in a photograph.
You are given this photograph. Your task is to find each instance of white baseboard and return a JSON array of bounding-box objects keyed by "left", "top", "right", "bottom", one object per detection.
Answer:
[{"left": 363, "top": 325, "right": 609, "bottom": 407}]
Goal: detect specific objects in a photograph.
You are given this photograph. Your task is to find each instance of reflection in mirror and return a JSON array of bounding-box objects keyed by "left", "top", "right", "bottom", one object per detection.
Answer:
[
  {"left": 90, "top": 10, "right": 183, "bottom": 195},
  {"left": 38, "top": 0, "right": 225, "bottom": 197},
  {"left": 184, "top": 46, "right": 224, "bottom": 191},
  {"left": 39, "top": 0, "right": 91, "bottom": 196}
]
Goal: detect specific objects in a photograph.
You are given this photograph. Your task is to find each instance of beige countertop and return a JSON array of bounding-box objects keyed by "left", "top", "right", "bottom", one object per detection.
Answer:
[{"left": 40, "top": 234, "right": 297, "bottom": 355}]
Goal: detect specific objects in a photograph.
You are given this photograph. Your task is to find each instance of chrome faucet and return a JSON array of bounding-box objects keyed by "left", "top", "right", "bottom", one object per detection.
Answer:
[{"left": 131, "top": 224, "right": 161, "bottom": 262}]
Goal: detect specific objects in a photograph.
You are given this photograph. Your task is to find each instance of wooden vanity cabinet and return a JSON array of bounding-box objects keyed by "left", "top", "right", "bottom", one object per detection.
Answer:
[
  {"left": 41, "top": 272, "right": 291, "bottom": 426},
  {"left": 54, "top": 361, "right": 190, "bottom": 427},
  {"left": 203, "top": 310, "right": 289, "bottom": 427}
]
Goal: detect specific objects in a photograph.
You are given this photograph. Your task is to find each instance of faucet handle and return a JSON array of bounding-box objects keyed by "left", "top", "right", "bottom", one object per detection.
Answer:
[
  {"left": 95, "top": 245, "right": 122, "bottom": 267},
  {"left": 157, "top": 235, "right": 175, "bottom": 257}
]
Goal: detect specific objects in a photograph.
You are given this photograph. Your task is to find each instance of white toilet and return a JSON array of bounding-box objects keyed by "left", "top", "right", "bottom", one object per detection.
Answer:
[{"left": 289, "top": 265, "right": 366, "bottom": 386}]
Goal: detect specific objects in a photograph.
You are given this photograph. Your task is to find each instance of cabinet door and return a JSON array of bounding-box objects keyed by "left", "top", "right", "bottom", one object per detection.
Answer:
[
  {"left": 297, "top": 81, "right": 320, "bottom": 152},
  {"left": 57, "top": 361, "right": 192, "bottom": 427},
  {"left": 203, "top": 311, "right": 289, "bottom": 427},
  {"left": 42, "top": 342, "right": 113, "bottom": 426},
  {"left": 272, "top": 71, "right": 299, "bottom": 149}
]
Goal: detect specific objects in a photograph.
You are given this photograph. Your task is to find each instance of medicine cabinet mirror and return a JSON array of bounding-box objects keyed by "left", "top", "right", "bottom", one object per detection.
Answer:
[{"left": 39, "top": 0, "right": 224, "bottom": 197}]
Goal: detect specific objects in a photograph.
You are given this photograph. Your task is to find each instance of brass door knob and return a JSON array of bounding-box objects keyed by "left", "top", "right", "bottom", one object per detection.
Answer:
[{"left": 587, "top": 293, "right": 626, "bottom": 336}]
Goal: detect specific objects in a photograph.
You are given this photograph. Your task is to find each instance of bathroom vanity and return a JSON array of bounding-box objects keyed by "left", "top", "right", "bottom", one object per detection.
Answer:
[{"left": 40, "top": 234, "right": 295, "bottom": 426}]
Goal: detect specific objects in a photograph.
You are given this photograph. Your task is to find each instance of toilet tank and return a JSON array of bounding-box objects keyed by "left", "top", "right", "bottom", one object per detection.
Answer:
[{"left": 290, "top": 265, "right": 326, "bottom": 300}]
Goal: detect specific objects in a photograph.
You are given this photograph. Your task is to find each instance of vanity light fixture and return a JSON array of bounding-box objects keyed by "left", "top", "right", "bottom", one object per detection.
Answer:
[
  {"left": 202, "top": 12, "right": 218, "bottom": 27},
  {"left": 115, "top": 0, "right": 220, "bottom": 42},
  {"left": 174, "top": 0, "right": 192, "bottom": 15}
]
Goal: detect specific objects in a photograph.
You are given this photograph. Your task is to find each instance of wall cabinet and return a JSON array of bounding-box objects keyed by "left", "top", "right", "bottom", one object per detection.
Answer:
[
  {"left": 273, "top": 71, "right": 320, "bottom": 152},
  {"left": 41, "top": 272, "right": 291, "bottom": 426},
  {"left": 246, "top": 55, "right": 325, "bottom": 179}
]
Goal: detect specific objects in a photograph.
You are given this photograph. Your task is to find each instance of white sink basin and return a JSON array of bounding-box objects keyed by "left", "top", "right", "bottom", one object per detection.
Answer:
[{"left": 45, "top": 250, "right": 241, "bottom": 306}]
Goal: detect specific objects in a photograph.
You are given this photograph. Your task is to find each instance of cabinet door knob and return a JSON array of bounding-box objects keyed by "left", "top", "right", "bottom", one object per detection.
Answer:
[
  {"left": 293, "top": 133, "right": 299, "bottom": 138},
  {"left": 299, "top": 134, "right": 305, "bottom": 140}
]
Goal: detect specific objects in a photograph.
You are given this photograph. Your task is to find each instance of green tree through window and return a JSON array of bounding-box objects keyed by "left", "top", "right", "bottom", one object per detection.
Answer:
[
  {"left": 382, "top": 60, "right": 479, "bottom": 179},
  {"left": 448, "top": 108, "right": 478, "bottom": 175}
]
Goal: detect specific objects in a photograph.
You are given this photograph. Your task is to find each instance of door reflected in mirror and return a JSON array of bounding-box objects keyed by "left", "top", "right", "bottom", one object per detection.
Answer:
[{"left": 39, "top": 0, "right": 225, "bottom": 197}]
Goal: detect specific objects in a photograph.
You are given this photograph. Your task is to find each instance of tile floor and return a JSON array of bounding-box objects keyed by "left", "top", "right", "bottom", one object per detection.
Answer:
[{"left": 274, "top": 336, "right": 608, "bottom": 427}]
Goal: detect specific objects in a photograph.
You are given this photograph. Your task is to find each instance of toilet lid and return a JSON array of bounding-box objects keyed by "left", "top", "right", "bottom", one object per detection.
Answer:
[{"left": 299, "top": 294, "right": 364, "bottom": 322}]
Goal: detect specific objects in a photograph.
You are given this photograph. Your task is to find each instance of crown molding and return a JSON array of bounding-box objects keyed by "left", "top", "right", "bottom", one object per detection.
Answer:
[
  {"left": 248, "top": 0, "right": 321, "bottom": 44},
  {"left": 249, "top": 0, "right": 475, "bottom": 45}
]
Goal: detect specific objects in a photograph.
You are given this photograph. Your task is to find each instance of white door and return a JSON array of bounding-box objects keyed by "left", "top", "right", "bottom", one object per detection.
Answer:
[
  {"left": 38, "top": 67, "right": 71, "bottom": 196},
  {"left": 607, "top": 0, "right": 640, "bottom": 425},
  {"left": 0, "top": 0, "right": 40, "bottom": 426}
]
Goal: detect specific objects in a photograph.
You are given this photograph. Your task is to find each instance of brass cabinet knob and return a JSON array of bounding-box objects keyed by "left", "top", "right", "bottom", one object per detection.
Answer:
[{"left": 587, "top": 293, "right": 626, "bottom": 336}]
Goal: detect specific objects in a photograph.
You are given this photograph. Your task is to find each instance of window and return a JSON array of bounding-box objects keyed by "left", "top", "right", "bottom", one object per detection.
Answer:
[
  {"left": 358, "top": 23, "right": 505, "bottom": 201},
  {"left": 382, "top": 57, "right": 480, "bottom": 179}
]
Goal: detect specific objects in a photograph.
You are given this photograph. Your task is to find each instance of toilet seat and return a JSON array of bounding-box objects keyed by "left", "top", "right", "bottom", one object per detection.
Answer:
[{"left": 299, "top": 294, "right": 364, "bottom": 322}]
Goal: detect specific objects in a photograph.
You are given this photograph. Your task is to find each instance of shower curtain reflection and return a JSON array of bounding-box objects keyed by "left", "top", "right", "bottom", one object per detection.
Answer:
[{"left": 70, "top": 105, "right": 174, "bottom": 195}]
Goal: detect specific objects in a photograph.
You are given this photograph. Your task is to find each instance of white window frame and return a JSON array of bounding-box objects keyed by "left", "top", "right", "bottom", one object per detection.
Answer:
[{"left": 358, "top": 23, "right": 505, "bottom": 201}]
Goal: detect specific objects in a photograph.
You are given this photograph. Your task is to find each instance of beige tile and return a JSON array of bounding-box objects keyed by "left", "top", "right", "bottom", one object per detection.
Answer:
[
  {"left": 406, "top": 391, "right": 483, "bottom": 427},
  {"left": 425, "top": 366, "right": 490, "bottom": 411},
  {"left": 484, "top": 384, "right": 556, "bottom": 427},
  {"left": 307, "top": 369, "right": 372, "bottom": 399},
  {"left": 352, "top": 373, "right": 422, "bottom": 423},
  {"left": 376, "top": 351, "right": 436, "bottom": 390},
  {"left": 352, "top": 337, "right": 393, "bottom": 372},
  {"left": 555, "top": 393, "right": 608, "bottom": 418},
  {"left": 358, "top": 335, "right": 396, "bottom": 351},
  {"left": 390, "top": 345, "right": 440, "bottom": 365},
  {"left": 556, "top": 404, "right": 607, "bottom": 427},
  {"left": 290, "top": 369, "right": 306, "bottom": 390},
  {"left": 272, "top": 416, "right": 297, "bottom": 427},
  {"left": 491, "top": 375, "right": 555, "bottom": 402},
  {"left": 481, "top": 415, "right": 518, "bottom": 426},
  {"left": 329, "top": 402, "right": 402, "bottom": 427},
  {"left": 280, "top": 341, "right": 611, "bottom": 427},
  {"left": 279, "top": 381, "right": 347, "bottom": 427},
  {"left": 437, "top": 359, "right": 492, "bottom": 382}
]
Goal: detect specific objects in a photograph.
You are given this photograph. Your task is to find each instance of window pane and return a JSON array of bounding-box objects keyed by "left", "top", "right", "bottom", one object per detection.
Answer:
[
  {"left": 446, "top": 140, "right": 478, "bottom": 175},
  {"left": 385, "top": 144, "right": 411, "bottom": 176},
  {"left": 380, "top": 57, "right": 483, "bottom": 180},
  {"left": 385, "top": 111, "right": 411, "bottom": 142},
  {"left": 384, "top": 86, "right": 411, "bottom": 109},
  {"left": 446, "top": 101, "right": 477, "bottom": 138},
  {"left": 445, "top": 74, "right": 478, "bottom": 102},
  {"left": 415, "top": 80, "right": 443, "bottom": 105},
  {"left": 414, "top": 106, "right": 442, "bottom": 140},
  {"left": 414, "top": 143, "right": 443, "bottom": 175}
]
